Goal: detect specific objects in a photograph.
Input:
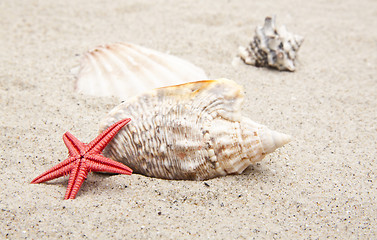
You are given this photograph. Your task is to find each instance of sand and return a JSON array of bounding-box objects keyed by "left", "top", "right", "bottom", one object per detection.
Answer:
[{"left": 1, "top": 0, "right": 376, "bottom": 239}]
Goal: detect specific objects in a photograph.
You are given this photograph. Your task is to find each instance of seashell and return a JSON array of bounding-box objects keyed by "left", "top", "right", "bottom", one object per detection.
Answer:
[
  {"left": 74, "top": 42, "right": 208, "bottom": 100},
  {"left": 99, "top": 78, "right": 291, "bottom": 180},
  {"left": 238, "top": 16, "right": 304, "bottom": 71}
]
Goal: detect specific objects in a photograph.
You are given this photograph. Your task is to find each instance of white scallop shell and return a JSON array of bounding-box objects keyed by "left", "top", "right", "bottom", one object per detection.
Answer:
[
  {"left": 99, "top": 79, "right": 291, "bottom": 180},
  {"left": 239, "top": 16, "right": 304, "bottom": 71},
  {"left": 74, "top": 42, "right": 208, "bottom": 99}
]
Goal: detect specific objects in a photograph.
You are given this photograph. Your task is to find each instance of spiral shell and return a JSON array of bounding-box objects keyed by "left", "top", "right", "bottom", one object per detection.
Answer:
[
  {"left": 74, "top": 42, "right": 208, "bottom": 100},
  {"left": 239, "top": 16, "right": 304, "bottom": 71},
  {"left": 99, "top": 79, "right": 291, "bottom": 180}
]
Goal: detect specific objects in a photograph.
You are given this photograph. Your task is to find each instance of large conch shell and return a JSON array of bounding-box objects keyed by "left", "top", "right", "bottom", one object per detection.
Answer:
[
  {"left": 99, "top": 79, "right": 291, "bottom": 180},
  {"left": 74, "top": 42, "right": 208, "bottom": 100},
  {"left": 238, "top": 16, "right": 304, "bottom": 71}
]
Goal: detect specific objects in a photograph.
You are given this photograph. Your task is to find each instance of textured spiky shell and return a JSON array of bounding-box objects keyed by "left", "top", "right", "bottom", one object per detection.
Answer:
[
  {"left": 74, "top": 42, "right": 208, "bottom": 100},
  {"left": 239, "top": 16, "right": 304, "bottom": 71},
  {"left": 99, "top": 79, "right": 291, "bottom": 180}
]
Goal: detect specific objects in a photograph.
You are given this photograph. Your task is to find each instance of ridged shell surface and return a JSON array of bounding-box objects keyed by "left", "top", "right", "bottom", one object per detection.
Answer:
[
  {"left": 75, "top": 42, "right": 208, "bottom": 100},
  {"left": 99, "top": 79, "right": 291, "bottom": 180},
  {"left": 239, "top": 16, "right": 304, "bottom": 71}
]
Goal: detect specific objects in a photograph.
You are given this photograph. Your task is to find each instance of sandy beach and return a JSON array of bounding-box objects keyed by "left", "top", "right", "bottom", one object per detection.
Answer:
[{"left": 1, "top": 0, "right": 376, "bottom": 238}]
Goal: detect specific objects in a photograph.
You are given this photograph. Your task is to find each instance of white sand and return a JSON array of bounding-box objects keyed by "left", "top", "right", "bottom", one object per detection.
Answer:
[{"left": 1, "top": 0, "right": 376, "bottom": 238}]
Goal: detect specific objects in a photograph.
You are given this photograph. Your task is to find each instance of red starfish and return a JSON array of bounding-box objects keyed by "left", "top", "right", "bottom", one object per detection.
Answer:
[{"left": 31, "top": 118, "right": 133, "bottom": 200}]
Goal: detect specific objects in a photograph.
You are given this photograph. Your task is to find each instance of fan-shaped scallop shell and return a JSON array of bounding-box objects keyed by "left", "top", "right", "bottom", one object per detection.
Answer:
[
  {"left": 99, "top": 79, "right": 291, "bottom": 180},
  {"left": 239, "top": 16, "right": 304, "bottom": 71},
  {"left": 74, "top": 42, "right": 208, "bottom": 99}
]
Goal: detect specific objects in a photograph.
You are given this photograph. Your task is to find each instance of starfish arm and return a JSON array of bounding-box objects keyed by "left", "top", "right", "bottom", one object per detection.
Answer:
[
  {"left": 64, "top": 162, "right": 89, "bottom": 200},
  {"left": 31, "top": 157, "right": 77, "bottom": 184},
  {"left": 86, "top": 118, "right": 131, "bottom": 154},
  {"left": 86, "top": 154, "right": 133, "bottom": 175},
  {"left": 63, "top": 132, "right": 86, "bottom": 156}
]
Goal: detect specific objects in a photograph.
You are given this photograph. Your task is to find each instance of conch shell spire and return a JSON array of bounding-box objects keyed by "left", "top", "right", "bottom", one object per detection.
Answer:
[{"left": 258, "top": 128, "right": 292, "bottom": 154}]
